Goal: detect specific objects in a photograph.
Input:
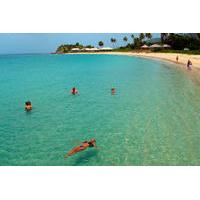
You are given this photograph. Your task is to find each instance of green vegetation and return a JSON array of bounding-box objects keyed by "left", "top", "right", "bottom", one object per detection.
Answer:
[
  {"left": 110, "top": 38, "right": 117, "bottom": 48},
  {"left": 56, "top": 43, "right": 94, "bottom": 53},
  {"left": 55, "top": 33, "right": 200, "bottom": 54},
  {"left": 115, "top": 33, "right": 200, "bottom": 54},
  {"left": 98, "top": 41, "right": 104, "bottom": 48},
  {"left": 163, "top": 33, "right": 200, "bottom": 50},
  {"left": 145, "top": 33, "right": 152, "bottom": 40},
  {"left": 123, "top": 36, "right": 128, "bottom": 46},
  {"left": 160, "top": 33, "right": 168, "bottom": 44},
  {"left": 139, "top": 33, "right": 145, "bottom": 41}
]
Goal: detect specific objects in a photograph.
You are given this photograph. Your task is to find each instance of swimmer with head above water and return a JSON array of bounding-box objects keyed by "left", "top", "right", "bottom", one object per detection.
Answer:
[
  {"left": 25, "top": 101, "right": 32, "bottom": 111},
  {"left": 111, "top": 88, "right": 116, "bottom": 95},
  {"left": 64, "top": 139, "right": 96, "bottom": 158},
  {"left": 71, "top": 87, "right": 79, "bottom": 95}
]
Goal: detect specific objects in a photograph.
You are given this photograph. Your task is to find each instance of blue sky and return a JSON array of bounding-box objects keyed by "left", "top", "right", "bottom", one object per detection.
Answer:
[{"left": 0, "top": 33, "right": 160, "bottom": 54}]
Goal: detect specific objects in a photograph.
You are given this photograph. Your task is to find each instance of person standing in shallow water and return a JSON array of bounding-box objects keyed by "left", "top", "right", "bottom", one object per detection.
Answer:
[{"left": 187, "top": 59, "right": 192, "bottom": 70}]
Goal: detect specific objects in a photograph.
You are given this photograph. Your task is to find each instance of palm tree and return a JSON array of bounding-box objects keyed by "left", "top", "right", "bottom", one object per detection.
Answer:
[
  {"left": 197, "top": 33, "right": 200, "bottom": 40},
  {"left": 110, "top": 38, "right": 117, "bottom": 48},
  {"left": 134, "top": 37, "right": 141, "bottom": 49},
  {"left": 131, "top": 34, "right": 135, "bottom": 43},
  {"left": 139, "top": 33, "right": 145, "bottom": 42},
  {"left": 145, "top": 33, "right": 152, "bottom": 40},
  {"left": 56, "top": 45, "right": 65, "bottom": 53},
  {"left": 98, "top": 41, "right": 104, "bottom": 48},
  {"left": 123, "top": 36, "right": 128, "bottom": 46},
  {"left": 161, "top": 33, "right": 169, "bottom": 43}
]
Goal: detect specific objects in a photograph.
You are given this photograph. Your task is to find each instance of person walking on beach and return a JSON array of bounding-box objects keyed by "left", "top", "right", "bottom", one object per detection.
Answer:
[
  {"left": 187, "top": 59, "right": 192, "bottom": 70},
  {"left": 176, "top": 55, "right": 179, "bottom": 62}
]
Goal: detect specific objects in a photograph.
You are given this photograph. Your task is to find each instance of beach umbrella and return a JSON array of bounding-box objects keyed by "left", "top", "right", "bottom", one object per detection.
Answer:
[
  {"left": 163, "top": 44, "right": 171, "bottom": 48},
  {"left": 149, "top": 44, "right": 162, "bottom": 48},
  {"left": 141, "top": 44, "right": 149, "bottom": 49}
]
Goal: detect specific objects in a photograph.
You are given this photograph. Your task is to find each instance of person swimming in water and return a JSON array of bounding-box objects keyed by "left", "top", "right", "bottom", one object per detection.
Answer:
[
  {"left": 25, "top": 101, "right": 32, "bottom": 111},
  {"left": 64, "top": 139, "right": 96, "bottom": 158},
  {"left": 111, "top": 88, "right": 116, "bottom": 95},
  {"left": 71, "top": 87, "right": 79, "bottom": 95}
]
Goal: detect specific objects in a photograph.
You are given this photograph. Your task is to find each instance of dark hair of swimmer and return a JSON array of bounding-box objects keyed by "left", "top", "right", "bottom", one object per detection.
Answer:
[
  {"left": 88, "top": 139, "right": 96, "bottom": 147},
  {"left": 111, "top": 88, "right": 116, "bottom": 94},
  {"left": 25, "top": 101, "right": 31, "bottom": 106},
  {"left": 71, "top": 87, "right": 77, "bottom": 94}
]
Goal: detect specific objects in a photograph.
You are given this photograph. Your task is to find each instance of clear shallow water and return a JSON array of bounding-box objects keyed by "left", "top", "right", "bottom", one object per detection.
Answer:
[{"left": 0, "top": 54, "right": 200, "bottom": 166}]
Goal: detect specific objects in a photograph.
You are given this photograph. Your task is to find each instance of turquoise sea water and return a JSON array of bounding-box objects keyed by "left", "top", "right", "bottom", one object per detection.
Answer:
[{"left": 0, "top": 54, "right": 200, "bottom": 166}]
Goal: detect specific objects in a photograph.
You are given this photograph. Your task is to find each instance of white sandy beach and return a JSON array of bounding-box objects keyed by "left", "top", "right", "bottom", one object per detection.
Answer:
[
  {"left": 68, "top": 52, "right": 200, "bottom": 70},
  {"left": 118, "top": 52, "right": 200, "bottom": 70}
]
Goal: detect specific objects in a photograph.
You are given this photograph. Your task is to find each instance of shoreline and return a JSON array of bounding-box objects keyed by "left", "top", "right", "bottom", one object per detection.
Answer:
[{"left": 67, "top": 51, "right": 200, "bottom": 71}]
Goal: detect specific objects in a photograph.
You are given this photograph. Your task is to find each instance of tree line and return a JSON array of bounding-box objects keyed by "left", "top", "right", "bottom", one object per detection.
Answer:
[
  {"left": 160, "top": 33, "right": 200, "bottom": 50},
  {"left": 56, "top": 33, "right": 200, "bottom": 53},
  {"left": 98, "top": 33, "right": 152, "bottom": 49}
]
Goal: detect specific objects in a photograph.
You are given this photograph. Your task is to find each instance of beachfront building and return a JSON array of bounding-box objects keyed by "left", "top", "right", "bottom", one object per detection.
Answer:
[
  {"left": 71, "top": 48, "right": 81, "bottom": 52},
  {"left": 69, "top": 47, "right": 114, "bottom": 53},
  {"left": 82, "top": 47, "right": 113, "bottom": 52},
  {"left": 98, "top": 47, "right": 113, "bottom": 51},
  {"left": 84, "top": 47, "right": 99, "bottom": 52}
]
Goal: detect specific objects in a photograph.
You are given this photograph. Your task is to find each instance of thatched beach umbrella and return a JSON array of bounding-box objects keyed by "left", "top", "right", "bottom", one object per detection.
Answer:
[
  {"left": 149, "top": 44, "right": 162, "bottom": 48},
  {"left": 141, "top": 44, "right": 149, "bottom": 49},
  {"left": 163, "top": 44, "right": 171, "bottom": 48}
]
